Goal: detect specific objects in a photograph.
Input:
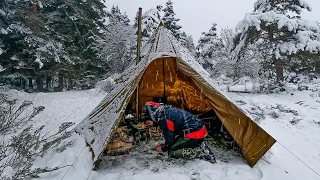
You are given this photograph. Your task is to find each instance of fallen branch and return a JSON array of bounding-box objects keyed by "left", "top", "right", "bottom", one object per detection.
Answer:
[{"left": 227, "top": 90, "right": 252, "bottom": 93}]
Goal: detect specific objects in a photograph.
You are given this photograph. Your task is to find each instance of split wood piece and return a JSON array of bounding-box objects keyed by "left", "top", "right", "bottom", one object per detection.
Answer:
[
  {"left": 106, "top": 140, "right": 133, "bottom": 149},
  {"left": 149, "top": 127, "right": 163, "bottom": 138},
  {"left": 106, "top": 149, "right": 130, "bottom": 156},
  {"left": 110, "top": 127, "right": 133, "bottom": 143},
  {"left": 136, "top": 123, "right": 147, "bottom": 129}
]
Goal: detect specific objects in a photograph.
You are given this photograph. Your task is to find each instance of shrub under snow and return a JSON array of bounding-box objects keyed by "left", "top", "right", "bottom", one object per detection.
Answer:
[{"left": 0, "top": 94, "right": 75, "bottom": 180}]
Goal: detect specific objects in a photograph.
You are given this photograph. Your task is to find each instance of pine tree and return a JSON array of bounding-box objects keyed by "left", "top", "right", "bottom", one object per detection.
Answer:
[
  {"left": 180, "top": 32, "right": 196, "bottom": 57},
  {"left": 232, "top": 0, "right": 320, "bottom": 83},
  {"left": 134, "top": 8, "right": 161, "bottom": 45},
  {"left": 42, "top": 0, "right": 108, "bottom": 89},
  {"left": 162, "top": 0, "right": 182, "bottom": 39},
  {"left": 107, "top": 5, "right": 130, "bottom": 25},
  {"left": 197, "top": 23, "right": 219, "bottom": 58},
  {"left": 0, "top": 0, "right": 108, "bottom": 90},
  {"left": 210, "top": 28, "right": 237, "bottom": 78},
  {"left": 196, "top": 23, "right": 223, "bottom": 71}
]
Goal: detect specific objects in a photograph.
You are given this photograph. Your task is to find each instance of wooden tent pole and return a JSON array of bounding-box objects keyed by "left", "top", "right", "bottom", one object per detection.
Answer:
[
  {"left": 136, "top": 7, "right": 142, "bottom": 117},
  {"left": 136, "top": 7, "right": 142, "bottom": 64},
  {"left": 163, "top": 58, "right": 166, "bottom": 104}
]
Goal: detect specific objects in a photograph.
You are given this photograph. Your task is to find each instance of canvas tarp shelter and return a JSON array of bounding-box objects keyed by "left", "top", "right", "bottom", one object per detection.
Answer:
[{"left": 75, "top": 24, "right": 276, "bottom": 167}]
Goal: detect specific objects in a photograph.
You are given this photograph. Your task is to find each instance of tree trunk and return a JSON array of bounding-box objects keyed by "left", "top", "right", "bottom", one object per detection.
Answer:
[
  {"left": 274, "top": 59, "right": 284, "bottom": 83},
  {"left": 46, "top": 76, "right": 52, "bottom": 90},
  {"left": 233, "top": 54, "right": 241, "bottom": 80},
  {"left": 64, "top": 77, "right": 68, "bottom": 90},
  {"left": 36, "top": 76, "right": 43, "bottom": 91},
  {"left": 58, "top": 74, "right": 64, "bottom": 91},
  {"left": 28, "top": 78, "right": 33, "bottom": 89},
  {"left": 68, "top": 78, "right": 74, "bottom": 90},
  {"left": 22, "top": 78, "right": 26, "bottom": 89},
  {"left": 19, "top": 77, "right": 22, "bottom": 89}
]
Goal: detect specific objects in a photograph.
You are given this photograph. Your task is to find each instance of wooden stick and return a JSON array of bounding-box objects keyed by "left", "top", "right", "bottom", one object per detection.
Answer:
[
  {"left": 227, "top": 90, "right": 252, "bottom": 93},
  {"left": 136, "top": 7, "right": 142, "bottom": 118},
  {"left": 136, "top": 7, "right": 142, "bottom": 64}
]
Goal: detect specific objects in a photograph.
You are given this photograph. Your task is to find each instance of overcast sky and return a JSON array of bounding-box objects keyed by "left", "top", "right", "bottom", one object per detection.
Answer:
[{"left": 106, "top": 0, "right": 320, "bottom": 44}]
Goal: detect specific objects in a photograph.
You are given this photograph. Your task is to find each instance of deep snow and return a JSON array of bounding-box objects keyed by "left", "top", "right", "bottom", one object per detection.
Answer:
[{"left": 3, "top": 86, "right": 320, "bottom": 180}]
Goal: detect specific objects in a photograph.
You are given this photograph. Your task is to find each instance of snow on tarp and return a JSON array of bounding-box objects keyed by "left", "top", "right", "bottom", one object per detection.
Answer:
[{"left": 75, "top": 25, "right": 275, "bottom": 166}]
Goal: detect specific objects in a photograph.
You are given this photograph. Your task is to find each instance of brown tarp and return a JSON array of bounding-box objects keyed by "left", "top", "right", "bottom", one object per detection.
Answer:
[{"left": 133, "top": 57, "right": 276, "bottom": 167}]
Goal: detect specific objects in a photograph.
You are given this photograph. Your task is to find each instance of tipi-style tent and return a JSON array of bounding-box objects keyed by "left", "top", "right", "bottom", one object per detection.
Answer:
[{"left": 75, "top": 23, "right": 276, "bottom": 167}]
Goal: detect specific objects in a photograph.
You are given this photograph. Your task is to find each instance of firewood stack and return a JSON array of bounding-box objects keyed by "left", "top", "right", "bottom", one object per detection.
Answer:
[
  {"left": 104, "top": 119, "right": 163, "bottom": 156},
  {"left": 105, "top": 127, "right": 133, "bottom": 156},
  {"left": 135, "top": 123, "right": 163, "bottom": 138},
  {"left": 149, "top": 127, "right": 163, "bottom": 138}
]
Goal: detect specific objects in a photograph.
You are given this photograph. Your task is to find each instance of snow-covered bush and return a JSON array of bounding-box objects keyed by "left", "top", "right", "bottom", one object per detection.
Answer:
[
  {"left": 0, "top": 94, "right": 75, "bottom": 179},
  {"left": 95, "top": 76, "right": 116, "bottom": 92},
  {"left": 246, "top": 105, "right": 265, "bottom": 123},
  {"left": 214, "top": 75, "right": 234, "bottom": 86},
  {"left": 282, "top": 72, "right": 320, "bottom": 92},
  {"left": 290, "top": 117, "right": 302, "bottom": 125},
  {"left": 0, "top": 94, "right": 45, "bottom": 133}
]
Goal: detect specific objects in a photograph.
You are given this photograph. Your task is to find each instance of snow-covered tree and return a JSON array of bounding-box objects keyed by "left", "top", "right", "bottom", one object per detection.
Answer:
[
  {"left": 232, "top": 0, "right": 320, "bottom": 82},
  {"left": 107, "top": 5, "right": 130, "bottom": 25},
  {"left": 135, "top": 8, "right": 161, "bottom": 45},
  {"left": 210, "top": 28, "right": 235, "bottom": 77},
  {"left": 196, "top": 23, "right": 223, "bottom": 70},
  {"left": 162, "top": 0, "right": 182, "bottom": 39},
  {"left": 89, "top": 6, "right": 136, "bottom": 74},
  {"left": 0, "top": 0, "right": 108, "bottom": 90},
  {"left": 90, "top": 25, "right": 135, "bottom": 74},
  {"left": 180, "top": 32, "right": 197, "bottom": 57}
]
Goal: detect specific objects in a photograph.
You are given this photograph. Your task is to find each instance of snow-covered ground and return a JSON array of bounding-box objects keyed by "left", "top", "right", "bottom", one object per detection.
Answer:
[{"left": 4, "top": 87, "right": 320, "bottom": 180}]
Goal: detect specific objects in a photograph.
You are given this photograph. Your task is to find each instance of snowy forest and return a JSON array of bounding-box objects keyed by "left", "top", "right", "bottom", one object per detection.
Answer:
[
  {"left": 1, "top": 0, "right": 320, "bottom": 180},
  {"left": 1, "top": 0, "right": 318, "bottom": 92}
]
